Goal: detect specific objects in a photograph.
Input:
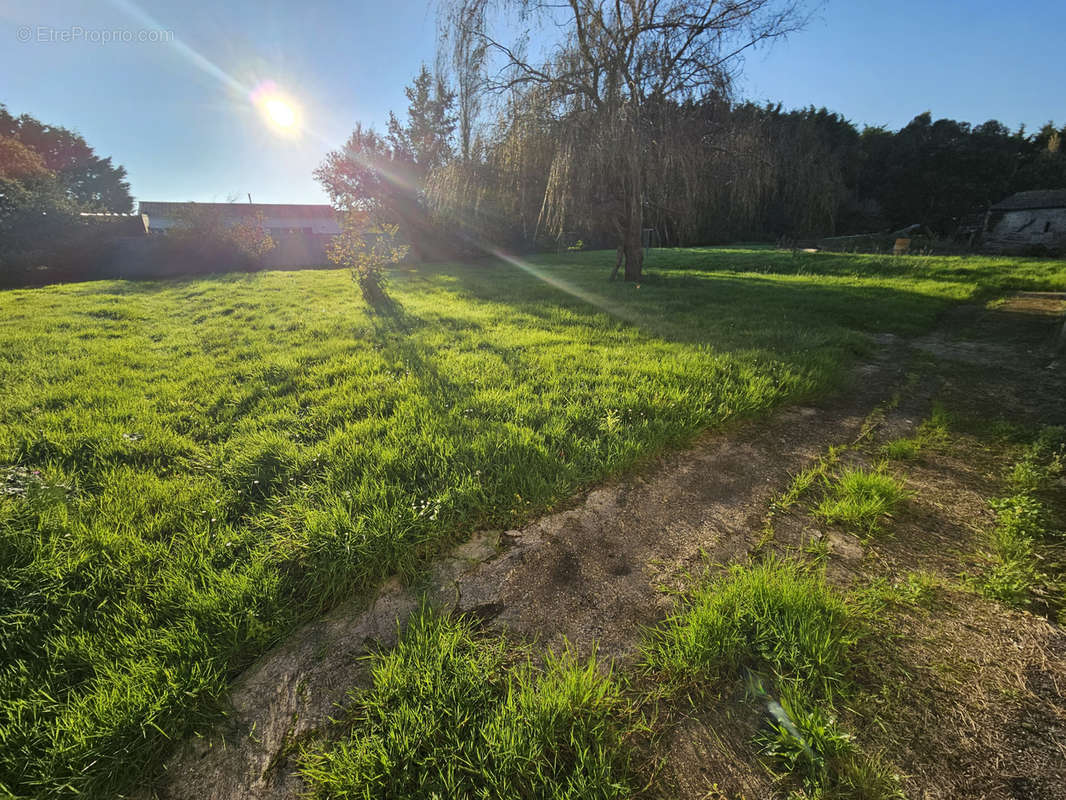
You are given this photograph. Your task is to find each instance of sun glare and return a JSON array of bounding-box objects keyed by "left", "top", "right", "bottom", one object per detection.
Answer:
[
  {"left": 264, "top": 98, "right": 296, "bottom": 128},
  {"left": 251, "top": 81, "right": 300, "bottom": 133}
]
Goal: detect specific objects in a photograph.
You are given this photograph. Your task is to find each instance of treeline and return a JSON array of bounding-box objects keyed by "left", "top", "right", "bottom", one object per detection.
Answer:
[
  {"left": 323, "top": 74, "right": 1066, "bottom": 259},
  {"left": 0, "top": 105, "right": 138, "bottom": 284}
]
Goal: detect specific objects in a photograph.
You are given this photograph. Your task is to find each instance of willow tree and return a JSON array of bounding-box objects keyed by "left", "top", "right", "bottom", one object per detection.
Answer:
[{"left": 443, "top": 0, "right": 806, "bottom": 280}]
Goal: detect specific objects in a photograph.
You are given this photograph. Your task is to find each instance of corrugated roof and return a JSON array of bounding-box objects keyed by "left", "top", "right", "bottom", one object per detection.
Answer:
[
  {"left": 138, "top": 201, "right": 337, "bottom": 219},
  {"left": 990, "top": 190, "right": 1066, "bottom": 211}
]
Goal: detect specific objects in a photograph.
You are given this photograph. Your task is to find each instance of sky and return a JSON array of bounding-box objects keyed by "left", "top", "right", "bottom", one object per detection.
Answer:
[{"left": 1, "top": 0, "right": 1064, "bottom": 207}]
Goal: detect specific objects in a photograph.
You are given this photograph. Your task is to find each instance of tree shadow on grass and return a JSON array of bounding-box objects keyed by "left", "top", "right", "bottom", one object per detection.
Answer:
[{"left": 406, "top": 258, "right": 964, "bottom": 352}]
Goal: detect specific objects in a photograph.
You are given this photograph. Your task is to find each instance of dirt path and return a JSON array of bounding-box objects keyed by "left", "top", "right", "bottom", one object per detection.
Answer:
[{"left": 151, "top": 294, "right": 1066, "bottom": 800}]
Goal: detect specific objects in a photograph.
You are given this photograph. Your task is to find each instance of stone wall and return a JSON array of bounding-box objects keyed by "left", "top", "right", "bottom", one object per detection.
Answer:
[{"left": 985, "top": 208, "right": 1066, "bottom": 254}]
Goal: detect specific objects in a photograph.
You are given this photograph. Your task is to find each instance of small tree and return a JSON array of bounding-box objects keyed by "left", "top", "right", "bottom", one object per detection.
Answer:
[{"left": 328, "top": 213, "right": 409, "bottom": 309}]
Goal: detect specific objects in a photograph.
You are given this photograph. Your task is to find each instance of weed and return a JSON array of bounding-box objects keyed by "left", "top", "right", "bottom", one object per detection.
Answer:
[
  {"left": 815, "top": 466, "right": 906, "bottom": 537},
  {"left": 857, "top": 571, "right": 940, "bottom": 613},
  {"left": 778, "top": 448, "right": 842, "bottom": 512},
  {"left": 881, "top": 437, "right": 920, "bottom": 461},
  {"left": 976, "top": 427, "right": 1065, "bottom": 609},
  {"left": 804, "top": 535, "right": 832, "bottom": 564}
]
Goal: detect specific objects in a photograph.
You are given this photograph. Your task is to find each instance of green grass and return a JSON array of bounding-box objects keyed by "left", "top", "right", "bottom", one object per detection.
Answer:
[
  {"left": 634, "top": 246, "right": 1066, "bottom": 297},
  {"left": 1, "top": 247, "right": 1063, "bottom": 797},
  {"left": 882, "top": 437, "right": 920, "bottom": 460},
  {"left": 815, "top": 467, "right": 907, "bottom": 537},
  {"left": 642, "top": 558, "right": 902, "bottom": 797},
  {"left": 978, "top": 428, "right": 1065, "bottom": 608},
  {"left": 643, "top": 558, "right": 858, "bottom": 701},
  {"left": 756, "top": 686, "right": 903, "bottom": 799},
  {"left": 298, "top": 608, "right": 635, "bottom": 799}
]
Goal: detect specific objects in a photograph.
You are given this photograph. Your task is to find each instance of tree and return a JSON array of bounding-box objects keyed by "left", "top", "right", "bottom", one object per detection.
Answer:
[
  {"left": 317, "top": 68, "right": 457, "bottom": 261},
  {"left": 0, "top": 136, "right": 50, "bottom": 181},
  {"left": 439, "top": 0, "right": 490, "bottom": 162},
  {"left": 442, "top": 0, "right": 806, "bottom": 280},
  {"left": 0, "top": 105, "right": 133, "bottom": 213},
  {"left": 315, "top": 124, "right": 399, "bottom": 217},
  {"left": 0, "top": 135, "right": 80, "bottom": 278},
  {"left": 387, "top": 64, "right": 457, "bottom": 177}
]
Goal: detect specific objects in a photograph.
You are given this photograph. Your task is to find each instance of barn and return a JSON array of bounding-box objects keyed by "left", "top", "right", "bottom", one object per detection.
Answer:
[{"left": 983, "top": 190, "right": 1066, "bottom": 254}]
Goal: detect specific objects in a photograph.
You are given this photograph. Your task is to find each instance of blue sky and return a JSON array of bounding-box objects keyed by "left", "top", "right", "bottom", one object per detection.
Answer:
[{"left": 2, "top": 0, "right": 1063, "bottom": 206}]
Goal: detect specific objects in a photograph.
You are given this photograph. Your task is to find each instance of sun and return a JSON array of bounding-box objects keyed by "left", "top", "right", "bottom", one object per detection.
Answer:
[
  {"left": 264, "top": 97, "right": 296, "bottom": 128},
  {"left": 250, "top": 81, "right": 301, "bottom": 133}
]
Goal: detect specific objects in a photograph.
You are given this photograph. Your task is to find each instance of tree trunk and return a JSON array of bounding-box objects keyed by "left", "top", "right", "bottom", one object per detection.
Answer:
[
  {"left": 621, "top": 153, "right": 644, "bottom": 281},
  {"left": 622, "top": 216, "right": 643, "bottom": 281}
]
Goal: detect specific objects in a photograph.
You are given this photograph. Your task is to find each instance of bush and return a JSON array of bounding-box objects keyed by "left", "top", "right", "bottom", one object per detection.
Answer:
[
  {"left": 164, "top": 205, "right": 276, "bottom": 273},
  {"left": 328, "top": 214, "right": 408, "bottom": 309}
]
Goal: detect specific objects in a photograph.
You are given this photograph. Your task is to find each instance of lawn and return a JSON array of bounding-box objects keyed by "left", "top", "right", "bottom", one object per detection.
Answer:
[{"left": 1, "top": 247, "right": 1063, "bottom": 797}]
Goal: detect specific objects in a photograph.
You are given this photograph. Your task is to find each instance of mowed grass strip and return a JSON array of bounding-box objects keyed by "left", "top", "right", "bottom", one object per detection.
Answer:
[{"left": 0, "top": 248, "right": 1062, "bottom": 797}]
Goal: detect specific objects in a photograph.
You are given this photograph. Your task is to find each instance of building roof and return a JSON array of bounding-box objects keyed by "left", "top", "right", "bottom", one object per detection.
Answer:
[
  {"left": 990, "top": 190, "right": 1066, "bottom": 211},
  {"left": 138, "top": 201, "right": 337, "bottom": 219}
]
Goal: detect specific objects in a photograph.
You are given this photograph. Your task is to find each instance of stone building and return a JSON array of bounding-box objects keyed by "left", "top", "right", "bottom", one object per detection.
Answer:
[{"left": 984, "top": 190, "right": 1066, "bottom": 254}]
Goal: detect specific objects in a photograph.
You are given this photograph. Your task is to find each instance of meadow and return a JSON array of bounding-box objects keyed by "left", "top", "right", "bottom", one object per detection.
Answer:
[{"left": 1, "top": 247, "right": 1064, "bottom": 797}]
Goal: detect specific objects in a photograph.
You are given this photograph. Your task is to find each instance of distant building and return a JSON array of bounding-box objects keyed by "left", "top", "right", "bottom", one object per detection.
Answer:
[
  {"left": 137, "top": 201, "right": 341, "bottom": 235},
  {"left": 79, "top": 212, "right": 150, "bottom": 236},
  {"left": 984, "top": 190, "right": 1066, "bottom": 254},
  {"left": 138, "top": 201, "right": 341, "bottom": 268}
]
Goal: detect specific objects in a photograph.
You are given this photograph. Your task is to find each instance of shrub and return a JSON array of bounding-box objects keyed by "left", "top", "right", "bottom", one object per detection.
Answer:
[
  {"left": 328, "top": 214, "right": 409, "bottom": 309},
  {"left": 166, "top": 204, "right": 276, "bottom": 272}
]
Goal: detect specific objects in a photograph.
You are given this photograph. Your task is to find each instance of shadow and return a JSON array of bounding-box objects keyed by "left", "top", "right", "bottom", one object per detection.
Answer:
[{"left": 402, "top": 254, "right": 966, "bottom": 352}]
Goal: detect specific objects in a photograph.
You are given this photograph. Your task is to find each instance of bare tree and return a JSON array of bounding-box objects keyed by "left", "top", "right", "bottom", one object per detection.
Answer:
[
  {"left": 438, "top": 0, "right": 490, "bottom": 163},
  {"left": 442, "top": 0, "right": 807, "bottom": 280}
]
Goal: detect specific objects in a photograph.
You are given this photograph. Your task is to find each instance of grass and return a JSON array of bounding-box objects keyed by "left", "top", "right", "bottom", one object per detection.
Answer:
[
  {"left": 643, "top": 558, "right": 858, "bottom": 702},
  {"left": 814, "top": 466, "right": 907, "bottom": 537},
  {"left": 881, "top": 402, "right": 952, "bottom": 462},
  {"left": 756, "top": 687, "right": 903, "bottom": 799},
  {"left": 882, "top": 438, "right": 920, "bottom": 460},
  {"left": 642, "top": 558, "right": 903, "bottom": 798},
  {"left": 1, "top": 246, "right": 1064, "bottom": 797},
  {"left": 856, "top": 571, "right": 941, "bottom": 613},
  {"left": 298, "top": 608, "right": 636, "bottom": 799},
  {"left": 977, "top": 428, "right": 1065, "bottom": 609}
]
